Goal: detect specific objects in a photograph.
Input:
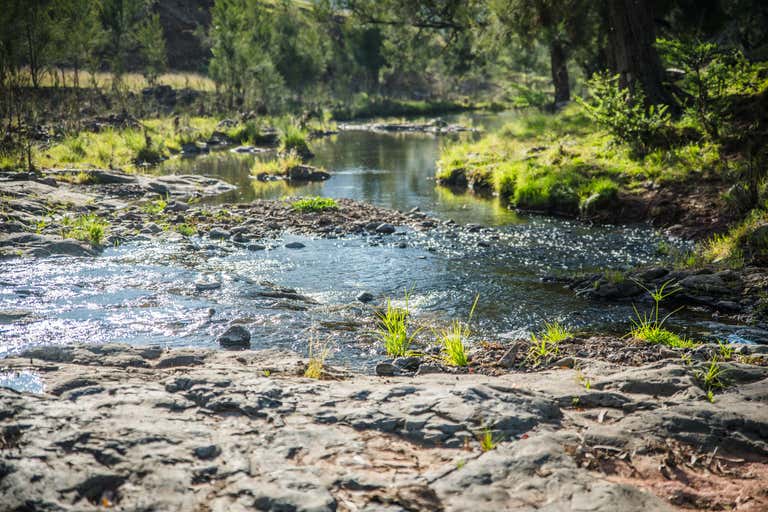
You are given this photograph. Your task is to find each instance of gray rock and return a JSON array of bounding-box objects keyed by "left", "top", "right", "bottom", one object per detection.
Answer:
[
  {"left": 194, "top": 445, "right": 221, "bottom": 460},
  {"left": 218, "top": 325, "right": 251, "bottom": 349},
  {"left": 356, "top": 292, "right": 374, "bottom": 303},
  {"left": 208, "top": 228, "right": 231, "bottom": 240},
  {"left": 285, "top": 242, "right": 306, "bottom": 249},
  {"left": 375, "top": 223, "right": 396, "bottom": 234},
  {"left": 393, "top": 356, "right": 421, "bottom": 372},
  {"left": 375, "top": 362, "right": 400, "bottom": 376}
]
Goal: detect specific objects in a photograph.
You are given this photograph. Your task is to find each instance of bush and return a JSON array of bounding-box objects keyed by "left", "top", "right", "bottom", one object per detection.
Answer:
[
  {"left": 578, "top": 72, "right": 671, "bottom": 155},
  {"left": 656, "top": 38, "right": 762, "bottom": 139}
]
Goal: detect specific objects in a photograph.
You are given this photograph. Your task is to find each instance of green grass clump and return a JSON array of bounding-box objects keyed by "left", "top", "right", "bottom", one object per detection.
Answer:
[
  {"left": 252, "top": 151, "right": 302, "bottom": 177},
  {"left": 527, "top": 321, "right": 572, "bottom": 365},
  {"left": 291, "top": 197, "right": 338, "bottom": 212},
  {"left": 61, "top": 214, "right": 108, "bottom": 246},
  {"left": 277, "top": 121, "right": 311, "bottom": 157},
  {"left": 305, "top": 339, "right": 330, "bottom": 379},
  {"left": 376, "top": 291, "right": 419, "bottom": 357},
  {"left": 143, "top": 197, "right": 167, "bottom": 215},
  {"left": 436, "top": 103, "right": 725, "bottom": 216},
  {"left": 629, "top": 323, "right": 699, "bottom": 349},
  {"left": 437, "top": 295, "right": 479, "bottom": 367},
  {"left": 691, "top": 209, "right": 768, "bottom": 268},
  {"left": 627, "top": 279, "right": 700, "bottom": 349},
  {"left": 479, "top": 427, "right": 497, "bottom": 452},
  {"left": 175, "top": 223, "right": 197, "bottom": 237}
]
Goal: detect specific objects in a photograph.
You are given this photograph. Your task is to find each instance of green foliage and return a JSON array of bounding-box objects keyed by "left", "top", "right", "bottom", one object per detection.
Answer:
[
  {"left": 578, "top": 72, "right": 671, "bottom": 155},
  {"left": 437, "top": 295, "right": 479, "bottom": 367},
  {"left": 627, "top": 280, "right": 699, "bottom": 349},
  {"left": 376, "top": 290, "right": 419, "bottom": 357},
  {"left": 143, "top": 197, "right": 167, "bottom": 215},
  {"left": 291, "top": 196, "right": 338, "bottom": 212},
  {"left": 251, "top": 151, "right": 303, "bottom": 177},
  {"left": 61, "top": 214, "right": 108, "bottom": 246},
  {"left": 696, "top": 355, "right": 726, "bottom": 394},
  {"left": 175, "top": 223, "right": 197, "bottom": 237},
  {"left": 527, "top": 321, "right": 571, "bottom": 366},
  {"left": 479, "top": 427, "right": 497, "bottom": 452},
  {"left": 136, "top": 12, "right": 167, "bottom": 86},
  {"left": 656, "top": 38, "right": 762, "bottom": 139},
  {"left": 277, "top": 121, "right": 311, "bottom": 157}
]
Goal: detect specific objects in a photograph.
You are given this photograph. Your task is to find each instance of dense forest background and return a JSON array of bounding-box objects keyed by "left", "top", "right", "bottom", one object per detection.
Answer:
[{"left": 2, "top": 0, "right": 766, "bottom": 114}]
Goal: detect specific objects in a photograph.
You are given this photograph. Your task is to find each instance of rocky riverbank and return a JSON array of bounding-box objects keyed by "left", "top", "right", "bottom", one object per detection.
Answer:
[
  {"left": 564, "top": 264, "right": 768, "bottom": 341},
  {"left": 1, "top": 343, "right": 767, "bottom": 511},
  {"left": 0, "top": 168, "right": 447, "bottom": 259}
]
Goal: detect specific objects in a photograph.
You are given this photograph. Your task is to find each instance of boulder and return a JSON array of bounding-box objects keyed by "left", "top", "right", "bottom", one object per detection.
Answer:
[{"left": 217, "top": 325, "right": 251, "bottom": 349}]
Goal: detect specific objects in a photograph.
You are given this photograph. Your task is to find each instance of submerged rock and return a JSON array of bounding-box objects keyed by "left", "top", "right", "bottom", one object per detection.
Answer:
[{"left": 356, "top": 291, "right": 374, "bottom": 303}]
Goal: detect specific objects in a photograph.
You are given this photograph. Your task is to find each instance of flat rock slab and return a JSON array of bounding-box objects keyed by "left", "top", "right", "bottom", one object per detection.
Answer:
[{"left": 1, "top": 345, "right": 767, "bottom": 511}]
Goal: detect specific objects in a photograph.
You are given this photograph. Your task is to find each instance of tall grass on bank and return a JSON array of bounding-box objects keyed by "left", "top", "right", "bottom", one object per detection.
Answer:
[
  {"left": 436, "top": 295, "right": 480, "bottom": 367},
  {"left": 376, "top": 290, "right": 420, "bottom": 358},
  {"left": 627, "top": 280, "right": 699, "bottom": 349},
  {"left": 527, "top": 321, "right": 573, "bottom": 366}
]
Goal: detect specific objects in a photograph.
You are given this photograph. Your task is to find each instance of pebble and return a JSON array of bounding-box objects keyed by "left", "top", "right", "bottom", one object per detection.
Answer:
[{"left": 193, "top": 445, "right": 221, "bottom": 460}]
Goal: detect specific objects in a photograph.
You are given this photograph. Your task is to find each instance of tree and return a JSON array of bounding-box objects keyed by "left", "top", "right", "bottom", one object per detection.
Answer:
[
  {"left": 136, "top": 12, "right": 167, "bottom": 85},
  {"left": 53, "top": 0, "right": 102, "bottom": 88},
  {"left": 99, "top": 0, "right": 150, "bottom": 87},
  {"left": 605, "top": 0, "right": 671, "bottom": 105},
  {"left": 18, "top": 0, "right": 56, "bottom": 88}
]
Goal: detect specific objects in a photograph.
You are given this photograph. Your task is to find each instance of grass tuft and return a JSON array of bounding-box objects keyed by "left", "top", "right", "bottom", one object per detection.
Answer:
[
  {"left": 292, "top": 197, "right": 338, "bottom": 212},
  {"left": 437, "top": 295, "right": 479, "bottom": 367},
  {"left": 305, "top": 339, "right": 331, "bottom": 379},
  {"left": 61, "top": 214, "right": 108, "bottom": 246},
  {"left": 376, "top": 290, "right": 419, "bottom": 357}
]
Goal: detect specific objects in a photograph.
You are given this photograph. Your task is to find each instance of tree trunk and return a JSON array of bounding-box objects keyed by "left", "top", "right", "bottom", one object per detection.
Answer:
[
  {"left": 606, "top": 0, "right": 671, "bottom": 105},
  {"left": 549, "top": 40, "right": 570, "bottom": 104}
]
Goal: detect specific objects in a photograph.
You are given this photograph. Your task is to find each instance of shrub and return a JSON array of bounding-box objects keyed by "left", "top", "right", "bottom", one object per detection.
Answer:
[
  {"left": 277, "top": 120, "right": 312, "bottom": 158},
  {"left": 656, "top": 38, "right": 762, "bottom": 139},
  {"left": 579, "top": 72, "right": 671, "bottom": 155}
]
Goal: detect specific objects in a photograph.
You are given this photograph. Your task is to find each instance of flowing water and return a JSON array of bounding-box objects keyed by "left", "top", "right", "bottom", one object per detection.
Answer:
[{"left": 0, "top": 112, "right": 757, "bottom": 371}]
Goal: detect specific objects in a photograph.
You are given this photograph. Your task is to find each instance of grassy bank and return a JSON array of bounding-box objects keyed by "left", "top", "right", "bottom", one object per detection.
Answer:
[
  {"left": 23, "top": 115, "right": 321, "bottom": 173},
  {"left": 437, "top": 105, "right": 723, "bottom": 217},
  {"left": 331, "top": 95, "right": 502, "bottom": 122}
]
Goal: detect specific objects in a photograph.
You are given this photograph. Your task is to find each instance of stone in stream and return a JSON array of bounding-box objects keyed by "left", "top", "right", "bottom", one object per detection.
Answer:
[
  {"left": 217, "top": 325, "right": 251, "bottom": 349},
  {"left": 375, "top": 223, "right": 396, "bottom": 234},
  {"left": 247, "top": 244, "right": 267, "bottom": 251},
  {"left": 195, "top": 280, "right": 221, "bottom": 292},
  {"left": 356, "top": 292, "right": 374, "bottom": 303},
  {"left": 208, "top": 228, "right": 231, "bottom": 240},
  {"left": 285, "top": 242, "right": 306, "bottom": 249}
]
